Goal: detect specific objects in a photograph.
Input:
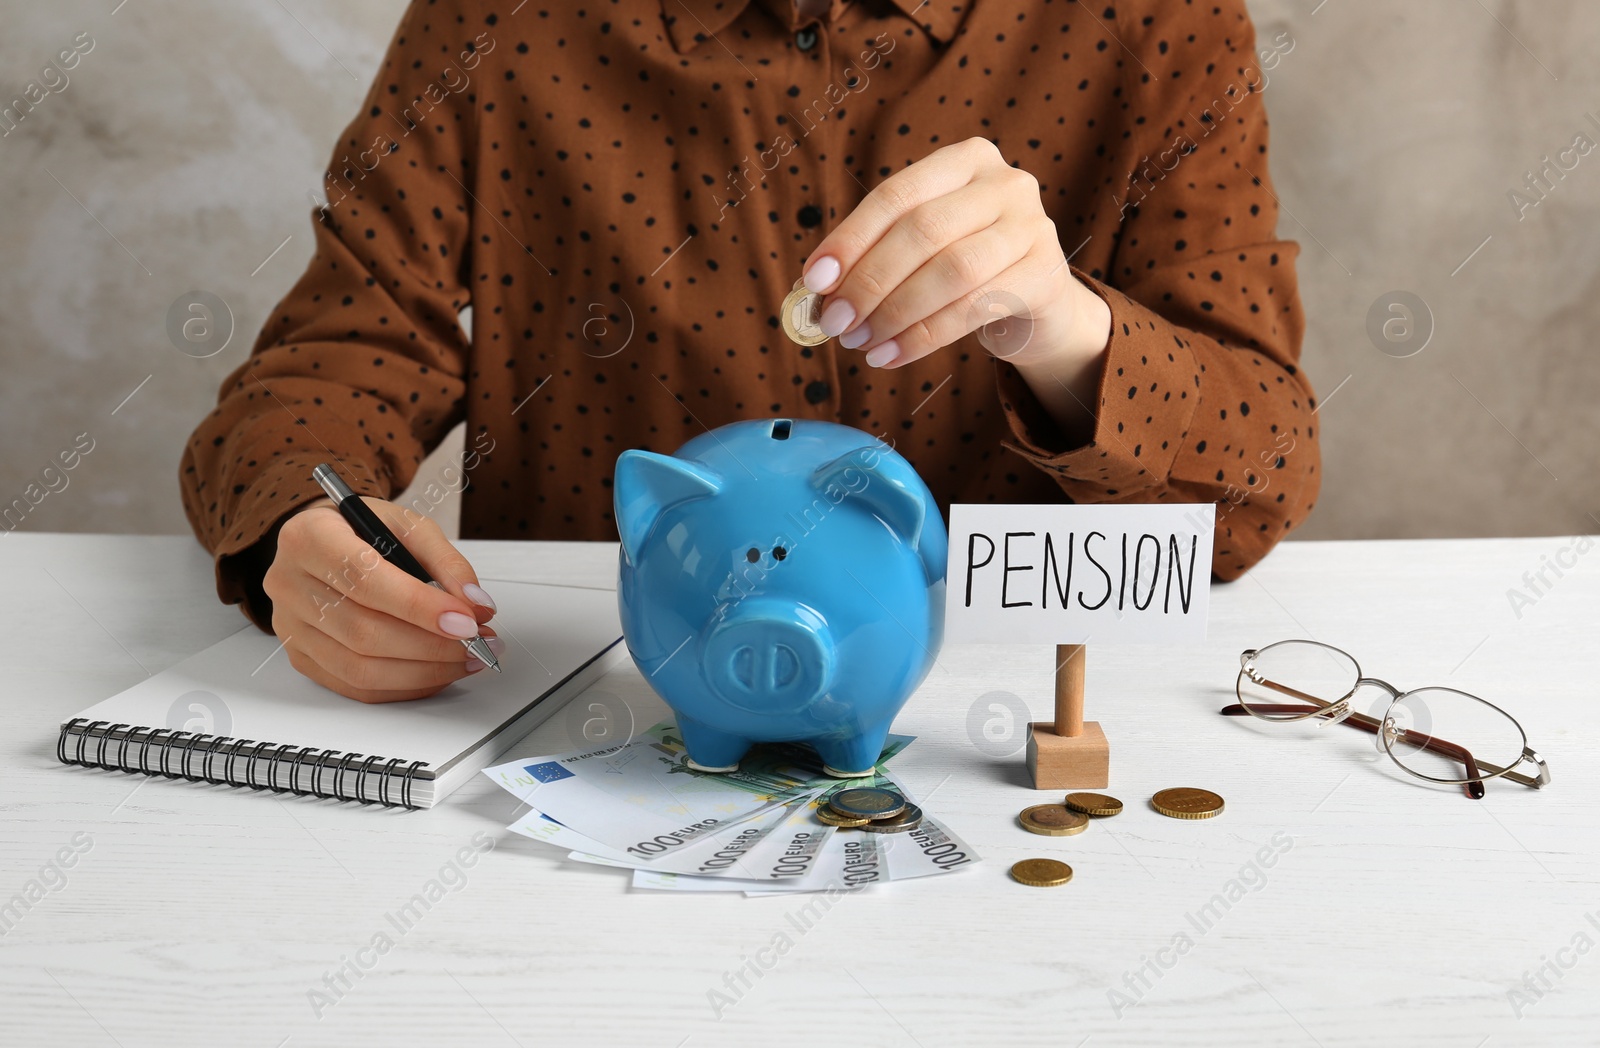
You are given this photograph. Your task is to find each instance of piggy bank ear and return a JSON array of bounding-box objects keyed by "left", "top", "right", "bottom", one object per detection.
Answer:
[
  {"left": 811, "top": 450, "right": 938, "bottom": 576},
  {"left": 614, "top": 451, "right": 723, "bottom": 563}
]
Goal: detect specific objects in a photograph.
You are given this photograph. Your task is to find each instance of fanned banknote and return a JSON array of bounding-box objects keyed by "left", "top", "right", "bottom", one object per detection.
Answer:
[{"left": 487, "top": 723, "right": 979, "bottom": 893}]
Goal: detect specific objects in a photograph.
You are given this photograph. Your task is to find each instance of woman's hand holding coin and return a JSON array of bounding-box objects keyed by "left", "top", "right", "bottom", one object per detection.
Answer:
[{"left": 797, "top": 137, "right": 1114, "bottom": 441}]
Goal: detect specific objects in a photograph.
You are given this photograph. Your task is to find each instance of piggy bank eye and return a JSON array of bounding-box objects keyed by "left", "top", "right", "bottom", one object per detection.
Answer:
[
  {"left": 745, "top": 547, "right": 760, "bottom": 563},
  {"left": 772, "top": 546, "right": 787, "bottom": 561}
]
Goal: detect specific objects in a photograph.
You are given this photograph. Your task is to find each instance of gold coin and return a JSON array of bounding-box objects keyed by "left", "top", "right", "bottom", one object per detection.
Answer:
[
  {"left": 860, "top": 803, "right": 923, "bottom": 834},
  {"left": 1010, "top": 858, "right": 1074, "bottom": 887},
  {"left": 829, "top": 787, "right": 906, "bottom": 819},
  {"left": 1151, "top": 787, "right": 1225, "bottom": 819},
  {"left": 1019, "top": 804, "right": 1089, "bottom": 836},
  {"left": 815, "top": 807, "right": 870, "bottom": 828},
  {"left": 1064, "top": 792, "right": 1124, "bottom": 817},
  {"left": 781, "top": 286, "right": 829, "bottom": 346}
]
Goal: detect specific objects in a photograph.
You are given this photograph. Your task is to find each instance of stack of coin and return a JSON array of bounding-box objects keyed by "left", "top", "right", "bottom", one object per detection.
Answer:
[
  {"left": 1014, "top": 792, "right": 1125, "bottom": 838},
  {"left": 819, "top": 786, "right": 923, "bottom": 833},
  {"left": 781, "top": 277, "right": 829, "bottom": 346}
]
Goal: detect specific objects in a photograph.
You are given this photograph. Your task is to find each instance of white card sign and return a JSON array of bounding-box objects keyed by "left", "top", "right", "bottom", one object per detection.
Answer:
[{"left": 944, "top": 503, "right": 1215, "bottom": 645}]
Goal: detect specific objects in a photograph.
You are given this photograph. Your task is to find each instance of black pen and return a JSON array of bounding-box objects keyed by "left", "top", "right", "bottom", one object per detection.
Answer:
[{"left": 311, "top": 464, "right": 501, "bottom": 672}]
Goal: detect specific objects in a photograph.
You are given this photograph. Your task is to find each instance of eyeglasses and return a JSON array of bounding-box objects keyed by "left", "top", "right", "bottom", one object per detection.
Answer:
[{"left": 1220, "top": 639, "right": 1550, "bottom": 800}]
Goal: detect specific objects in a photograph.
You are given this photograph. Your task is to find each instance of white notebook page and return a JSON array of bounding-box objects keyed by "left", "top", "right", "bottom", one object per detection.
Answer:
[{"left": 65, "top": 580, "right": 623, "bottom": 783}]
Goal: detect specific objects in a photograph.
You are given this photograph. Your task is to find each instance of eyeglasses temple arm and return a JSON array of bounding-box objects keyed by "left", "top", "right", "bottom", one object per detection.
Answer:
[{"left": 1471, "top": 751, "right": 1549, "bottom": 789}]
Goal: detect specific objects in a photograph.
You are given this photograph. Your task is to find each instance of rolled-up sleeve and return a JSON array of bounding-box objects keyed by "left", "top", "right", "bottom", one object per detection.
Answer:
[{"left": 179, "top": 5, "right": 480, "bottom": 627}]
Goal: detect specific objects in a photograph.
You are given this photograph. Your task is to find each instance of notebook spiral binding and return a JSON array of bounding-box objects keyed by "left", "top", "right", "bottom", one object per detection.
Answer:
[{"left": 56, "top": 717, "right": 430, "bottom": 809}]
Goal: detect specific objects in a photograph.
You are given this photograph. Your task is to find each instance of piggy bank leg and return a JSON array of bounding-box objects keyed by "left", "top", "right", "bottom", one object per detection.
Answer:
[
  {"left": 675, "top": 715, "right": 752, "bottom": 773},
  {"left": 813, "top": 724, "right": 891, "bottom": 779}
]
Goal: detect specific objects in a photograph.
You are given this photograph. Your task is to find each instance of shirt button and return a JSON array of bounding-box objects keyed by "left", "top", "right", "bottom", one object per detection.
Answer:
[
  {"left": 805, "top": 380, "right": 831, "bottom": 405},
  {"left": 795, "top": 27, "right": 818, "bottom": 51},
  {"left": 796, "top": 204, "right": 823, "bottom": 228},
  {"left": 844, "top": 72, "right": 860, "bottom": 88}
]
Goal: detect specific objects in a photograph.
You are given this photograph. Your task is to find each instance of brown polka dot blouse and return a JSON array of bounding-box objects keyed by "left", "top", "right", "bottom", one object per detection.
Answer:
[{"left": 181, "top": 0, "right": 1321, "bottom": 630}]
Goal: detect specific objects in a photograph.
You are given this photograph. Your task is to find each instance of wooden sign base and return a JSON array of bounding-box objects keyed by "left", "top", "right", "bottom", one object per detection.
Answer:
[
  {"left": 1026, "top": 720, "right": 1109, "bottom": 789},
  {"left": 1026, "top": 643, "right": 1110, "bottom": 789}
]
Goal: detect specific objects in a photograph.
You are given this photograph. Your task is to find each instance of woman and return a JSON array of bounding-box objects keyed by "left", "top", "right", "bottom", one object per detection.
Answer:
[{"left": 181, "top": 0, "right": 1318, "bottom": 701}]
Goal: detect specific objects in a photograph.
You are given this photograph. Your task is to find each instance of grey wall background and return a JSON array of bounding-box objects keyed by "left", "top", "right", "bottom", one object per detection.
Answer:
[{"left": 1, "top": 0, "right": 1595, "bottom": 545}]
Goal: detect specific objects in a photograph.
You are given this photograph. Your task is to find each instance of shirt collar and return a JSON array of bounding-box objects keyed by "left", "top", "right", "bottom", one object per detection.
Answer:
[{"left": 661, "top": 0, "right": 967, "bottom": 54}]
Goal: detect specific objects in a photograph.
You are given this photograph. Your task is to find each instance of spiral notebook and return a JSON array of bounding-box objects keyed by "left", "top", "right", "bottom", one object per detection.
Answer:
[{"left": 56, "top": 580, "right": 625, "bottom": 809}]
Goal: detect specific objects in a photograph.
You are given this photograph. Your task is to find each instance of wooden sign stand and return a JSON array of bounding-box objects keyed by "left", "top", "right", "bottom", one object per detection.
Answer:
[
  {"left": 1025, "top": 643, "right": 1109, "bottom": 789},
  {"left": 946, "top": 503, "right": 1215, "bottom": 791}
]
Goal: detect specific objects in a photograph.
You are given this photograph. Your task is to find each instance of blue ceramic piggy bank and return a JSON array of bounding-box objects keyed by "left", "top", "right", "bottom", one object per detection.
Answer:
[{"left": 614, "top": 419, "right": 947, "bottom": 776}]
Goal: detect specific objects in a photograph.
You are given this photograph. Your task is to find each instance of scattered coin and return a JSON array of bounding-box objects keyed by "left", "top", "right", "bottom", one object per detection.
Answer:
[
  {"left": 815, "top": 807, "right": 871, "bottom": 828},
  {"left": 1151, "top": 787, "right": 1225, "bottom": 820},
  {"left": 860, "top": 802, "right": 923, "bottom": 834},
  {"left": 1010, "top": 858, "right": 1074, "bottom": 887},
  {"left": 1064, "top": 792, "right": 1124, "bottom": 817},
  {"left": 829, "top": 787, "right": 906, "bottom": 820},
  {"left": 1019, "top": 804, "right": 1089, "bottom": 836},
  {"left": 781, "top": 283, "right": 829, "bottom": 346}
]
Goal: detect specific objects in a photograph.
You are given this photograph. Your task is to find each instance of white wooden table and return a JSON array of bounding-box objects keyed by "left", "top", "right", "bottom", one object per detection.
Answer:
[{"left": 1, "top": 533, "right": 1593, "bottom": 1047}]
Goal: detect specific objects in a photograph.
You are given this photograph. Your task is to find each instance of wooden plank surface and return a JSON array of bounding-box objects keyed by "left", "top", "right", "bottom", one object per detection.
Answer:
[{"left": 0, "top": 533, "right": 1594, "bottom": 1046}]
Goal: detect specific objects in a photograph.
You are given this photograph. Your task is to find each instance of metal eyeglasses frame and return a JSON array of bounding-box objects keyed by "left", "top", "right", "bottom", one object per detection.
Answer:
[{"left": 1221, "top": 641, "right": 1550, "bottom": 800}]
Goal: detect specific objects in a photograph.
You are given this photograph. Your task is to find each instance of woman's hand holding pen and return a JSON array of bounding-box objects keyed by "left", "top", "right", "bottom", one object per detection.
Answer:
[
  {"left": 800, "top": 136, "right": 1113, "bottom": 444},
  {"left": 264, "top": 498, "right": 503, "bottom": 703}
]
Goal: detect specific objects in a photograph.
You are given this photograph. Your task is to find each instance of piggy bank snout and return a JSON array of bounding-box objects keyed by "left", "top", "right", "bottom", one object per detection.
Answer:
[{"left": 703, "top": 604, "right": 835, "bottom": 714}]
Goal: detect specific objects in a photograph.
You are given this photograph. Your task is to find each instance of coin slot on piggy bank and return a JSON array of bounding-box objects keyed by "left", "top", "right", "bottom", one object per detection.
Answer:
[{"left": 614, "top": 419, "right": 947, "bottom": 777}]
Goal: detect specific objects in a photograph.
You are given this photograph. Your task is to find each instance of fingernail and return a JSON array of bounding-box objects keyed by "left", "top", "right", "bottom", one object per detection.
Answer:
[
  {"left": 463, "top": 582, "right": 497, "bottom": 611},
  {"left": 803, "top": 256, "right": 840, "bottom": 293},
  {"left": 439, "top": 611, "right": 479, "bottom": 638},
  {"left": 465, "top": 659, "right": 486, "bottom": 674},
  {"left": 865, "top": 340, "right": 900, "bottom": 368},
  {"left": 819, "top": 299, "right": 855, "bottom": 338},
  {"left": 839, "top": 323, "right": 872, "bottom": 350},
  {"left": 486, "top": 636, "right": 507, "bottom": 657}
]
